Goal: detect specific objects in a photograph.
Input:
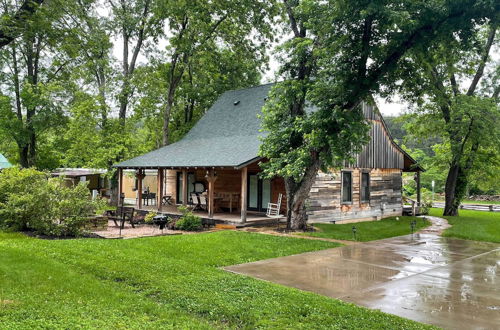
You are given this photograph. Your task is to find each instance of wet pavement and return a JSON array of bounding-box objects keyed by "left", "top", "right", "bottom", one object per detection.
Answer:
[{"left": 225, "top": 234, "right": 500, "bottom": 329}]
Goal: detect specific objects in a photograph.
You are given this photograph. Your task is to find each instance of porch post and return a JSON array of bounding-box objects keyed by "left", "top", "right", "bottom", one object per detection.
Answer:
[
  {"left": 118, "top": 168, "right": 123, "bottom": 206},
  {"left": 158, "top": 168, "right": 164, "bottom": 211},
  {"left": 240, "top": 167, "right": 247, "bottom": 223},
  {"left": 137, "top": 169, "right": 143, "bottom": 209},
  {"left": 416, "top": 171, "right": 421, "bottom": 214},
  {"left": 206, "top": 169, "right": 217, "bottom": 219},
  {"left": 182, "top": 169, "right": 188, "bottom": 205}
]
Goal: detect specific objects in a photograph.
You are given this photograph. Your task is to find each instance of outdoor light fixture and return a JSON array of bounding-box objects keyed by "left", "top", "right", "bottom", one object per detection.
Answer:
[
  {"left": 410, "top": 220, "right": 416, "bottom": 234},
  {"left": 352, "top": 226, "right": 357, "bottom": 240}
]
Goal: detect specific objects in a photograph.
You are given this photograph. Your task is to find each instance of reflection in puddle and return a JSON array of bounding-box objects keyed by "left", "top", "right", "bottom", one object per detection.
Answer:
[{"left": 408, "top": 256, "right": 433, "bottom": 265}]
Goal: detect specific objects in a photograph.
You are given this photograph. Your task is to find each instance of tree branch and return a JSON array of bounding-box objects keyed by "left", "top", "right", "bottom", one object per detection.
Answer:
[
  {"left": 284, "top": 0, "right": 301, "bottom": 37},
  {"left": 467, "top": 23, "right": 497, "bottom": 96},
  {"left": 0, "top": 0, "right": 44, "bottom": 49},
  {"left": 357, "top": 16, "right": 373, "bottom": 81},
  {"left": 129, "top": 0, "right": 151, "bottom": 74},
  {"left": 349, "top": 4, "right": 481, "bottom": 110}
]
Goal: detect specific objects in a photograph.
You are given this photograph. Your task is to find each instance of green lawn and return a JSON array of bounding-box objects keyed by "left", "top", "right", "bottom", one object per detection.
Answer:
[
  {"left": 303, "top": 216, "right": 430, "bottom": 242},
  {"left": 0, "top": 231, "right": 432, "bottom": 329},
  {"left": 429, "top": 208, "right": 500, "bottom": 243}
]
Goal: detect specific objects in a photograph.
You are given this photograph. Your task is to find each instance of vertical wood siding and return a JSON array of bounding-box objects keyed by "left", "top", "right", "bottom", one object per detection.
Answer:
[{"left": 345, "top": 103, "right": 404, "bottom": 169}]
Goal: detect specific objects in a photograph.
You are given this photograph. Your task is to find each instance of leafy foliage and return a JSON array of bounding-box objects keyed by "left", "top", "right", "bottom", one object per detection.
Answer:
[
  {"left": 0, "top": 167, "right": 103, "bottom": 236},
  {"left": 175, "top": 212, "right": 202, "bottom": 231},
  {"left": 175, "top": 205, "right": 202, "bottom": 231},
  {"left": 394, "top": 21, "right": 499, "bottom": 215},
  {"left": 144, "top": 211, "right": 157, "bottom": 224}
]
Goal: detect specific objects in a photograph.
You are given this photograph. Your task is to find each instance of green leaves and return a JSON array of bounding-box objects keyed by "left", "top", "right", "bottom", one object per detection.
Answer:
[{"left": 0, "top": 167, "right": 103, "bottom": 236}]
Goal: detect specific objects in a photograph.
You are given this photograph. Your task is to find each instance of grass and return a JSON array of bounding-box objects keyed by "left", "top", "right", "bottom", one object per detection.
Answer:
[
  {"left": 0, "top": 230, "right": 432, "bottom": 329},
  {"left": 429, "top": 208, "right": 500, "bottom": 243},
  {"left": 303, "top": 216, "right": 430, "bottom": 242}
]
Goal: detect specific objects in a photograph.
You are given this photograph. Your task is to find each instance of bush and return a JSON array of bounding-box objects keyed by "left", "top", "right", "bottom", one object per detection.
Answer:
[
  {"left": 419, "top": 191, "right": 433, "bottom": 215},
  {"left": 0, "top": 167, "right": 104, "bottom": 237},
  {"left": 175, "top": 207, "right": 202, "bottom": 231},
  {"left": 144, "top": 212, "right": 157, "bottom": 224}
]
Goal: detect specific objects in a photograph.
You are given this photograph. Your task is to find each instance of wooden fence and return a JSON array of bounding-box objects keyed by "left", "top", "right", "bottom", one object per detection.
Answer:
[{"left": 433, "top": 202, "right": 500, "bottom": 212}]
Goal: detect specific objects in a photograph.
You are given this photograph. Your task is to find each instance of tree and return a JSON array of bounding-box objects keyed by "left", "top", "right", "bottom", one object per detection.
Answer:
[
  {"left": 155, "top": 0, "right": 276, "bottom": 146},
  {"left": 0, "top": 0, "right": 80, "bottom": 168},
  {"left": 107, "top": 0, "right": 156, "bottom": 124},
  {"left": 0, "top": 0, "right": 44, "bottom": 48},
  {"left": 260, "top": 0, "right": 498, "bottom": 230},
  {"left": 395, "top": 22, "right": 499, "bottom": 215}
]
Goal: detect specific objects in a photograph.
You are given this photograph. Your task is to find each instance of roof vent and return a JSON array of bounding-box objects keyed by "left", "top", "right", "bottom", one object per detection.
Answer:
[{"left": 233, "top": 100, "right": 240, "bottom": 106}]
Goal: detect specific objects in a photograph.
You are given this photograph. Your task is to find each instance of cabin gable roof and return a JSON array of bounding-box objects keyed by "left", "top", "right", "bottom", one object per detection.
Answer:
[
  {"left": 115, "top": 83, "right": 272, "bottom": 168},
  {"left": 115, "top": 83, "right": 421, "bottom": 171}
]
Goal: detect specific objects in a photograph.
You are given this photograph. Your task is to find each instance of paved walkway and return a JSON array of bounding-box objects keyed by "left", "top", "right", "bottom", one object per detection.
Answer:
[{"left": 225, "top": 217, "right": 500, "bottom": 329}]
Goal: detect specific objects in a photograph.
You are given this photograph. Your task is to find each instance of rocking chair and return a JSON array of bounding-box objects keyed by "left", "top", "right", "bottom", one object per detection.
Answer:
[{"left": 266, "top": 193, "right": 284, "bottom": 228}]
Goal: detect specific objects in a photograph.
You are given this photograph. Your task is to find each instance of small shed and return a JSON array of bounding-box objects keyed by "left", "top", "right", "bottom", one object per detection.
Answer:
[{"left": 51, "top": 168, "right": 109, "bottom": 198}]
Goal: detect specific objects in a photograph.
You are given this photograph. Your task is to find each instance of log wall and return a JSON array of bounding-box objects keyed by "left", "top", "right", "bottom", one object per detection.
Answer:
[{"left": 307, "top": 168, "right": 403, "bottom": 223}]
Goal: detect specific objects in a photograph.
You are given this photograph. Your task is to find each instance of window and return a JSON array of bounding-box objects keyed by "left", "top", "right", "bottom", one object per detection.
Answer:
[
  {"left": 341, "top": 171, "right": 352, "bottom": 203},
  {"left": 361, "top": 172, "right": 370, "bottom": 202},
  {"left": 176, "top": 172, "right": 195, "bottom": 204}
]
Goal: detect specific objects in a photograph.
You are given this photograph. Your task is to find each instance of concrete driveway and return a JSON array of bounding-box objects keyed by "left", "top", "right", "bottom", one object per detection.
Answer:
[{"left": 225, "top": 233, "right": 500, "bottom": 329}]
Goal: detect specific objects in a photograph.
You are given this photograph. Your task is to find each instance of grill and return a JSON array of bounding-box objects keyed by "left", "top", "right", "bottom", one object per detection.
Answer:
[{"left": 152, "top": 215, "right": 168, "bottom": 230}]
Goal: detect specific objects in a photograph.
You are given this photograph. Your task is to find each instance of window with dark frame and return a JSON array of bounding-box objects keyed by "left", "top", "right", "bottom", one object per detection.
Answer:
[
  {"left": 341, "top": 171, "right": 352, "bottom": 203},
  {"left": 361, "top": 172, "right": 370, "bottom": 202}
]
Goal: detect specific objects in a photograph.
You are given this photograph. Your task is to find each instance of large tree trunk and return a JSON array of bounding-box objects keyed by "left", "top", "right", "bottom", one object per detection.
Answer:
[
  {"left": 18, "top": 144, "right": 29, "bottom": 168},
  {"left": 443, "top": 162, "right": 469, "bottom": 216},
  {"left": 284, "top": 156, "right": 321, "bottom": 230},
  {"left": 162, "top": 66, "right": 184, "bottom": 146},
  {"left": 444, "top": 163, "right": 460, "bottom": 216},
  {"left": 162, "top": 86, "right": 176, "bottom": 146}
]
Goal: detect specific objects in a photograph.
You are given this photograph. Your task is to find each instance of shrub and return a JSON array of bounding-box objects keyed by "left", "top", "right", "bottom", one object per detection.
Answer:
[
  {"left": 176, "top": 212, "right": 202, "bottom": 231},
  {"left": 144, "top": 212, "right": 157, "bottom": 224},
  {"left": 166, "top": 216, "right": 179, "bottom": 230},
  {"left": 0, "top": 167, "right": 104, "bottom": 237},
  {"left": 419, "top": 191, "right": 433, "bottom": 215}
]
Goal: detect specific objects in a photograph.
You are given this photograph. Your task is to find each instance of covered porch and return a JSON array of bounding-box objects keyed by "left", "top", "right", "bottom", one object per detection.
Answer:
[{"left": 117, "top": 161, "right": 286, "bottom": 224}]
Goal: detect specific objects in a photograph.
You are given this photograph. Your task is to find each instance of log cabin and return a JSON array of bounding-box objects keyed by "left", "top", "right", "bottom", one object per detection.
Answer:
[{"left": 114, "top": 83, "right": 422, "bottom": 224}]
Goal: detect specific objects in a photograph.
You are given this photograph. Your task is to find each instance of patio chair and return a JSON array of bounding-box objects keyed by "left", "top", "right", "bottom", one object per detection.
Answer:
[
  {"left": 107, "top": 206, "right": 135, "bottom": 229},
  {"left": 121, "top": 207, "right": 136, "bottom": 229},
  {"left": 106, "top": 206, "right": 124, "bottom": 227},
  {"left": 190, "top": 193, "right": 200, "bottom": 210},
  {"left": 198, "top": 194, "right": 208, "bottom": 211},
  {"left": 266, "top": 193, "right": 284, "bottom": 228}
]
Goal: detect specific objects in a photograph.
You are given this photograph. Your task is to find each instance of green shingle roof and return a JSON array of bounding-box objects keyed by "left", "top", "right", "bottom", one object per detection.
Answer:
[
  {"left": 115, "top": 83, "right": 274, "bottom": 168},
  {"left": 0, "top": 153, "right": 12, "bottom": 169}
]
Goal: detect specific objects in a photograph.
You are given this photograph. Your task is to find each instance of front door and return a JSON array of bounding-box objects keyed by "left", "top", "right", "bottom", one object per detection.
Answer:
[{"left": 248, "top": 174, "right": 271, "bottom": 212}]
